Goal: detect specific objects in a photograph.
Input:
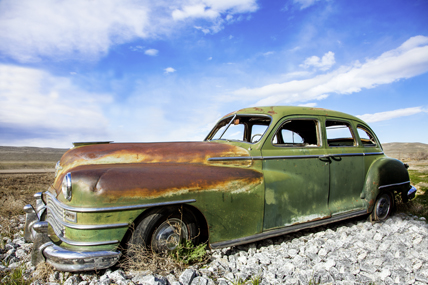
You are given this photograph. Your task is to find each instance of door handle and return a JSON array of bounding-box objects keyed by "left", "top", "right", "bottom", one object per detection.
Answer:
[
  {"left": 318, "top": 156, "right": 331, "bottom": 163},
  {"left": 331, "top": 156, "right": 342, "bottom": 162}
]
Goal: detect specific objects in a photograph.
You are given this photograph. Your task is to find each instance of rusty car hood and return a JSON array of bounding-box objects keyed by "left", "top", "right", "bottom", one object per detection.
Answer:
[
  {"left": 56, "top": 162, "right": 263, "bottom": 207},
  {"left": 53, "top": 142, "right": 252, "bottom": 192}
]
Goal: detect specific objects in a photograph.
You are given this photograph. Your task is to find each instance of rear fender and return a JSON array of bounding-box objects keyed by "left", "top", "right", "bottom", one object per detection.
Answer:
[{"left": 361, "top": 157, "right": 410, "bottom": 212}]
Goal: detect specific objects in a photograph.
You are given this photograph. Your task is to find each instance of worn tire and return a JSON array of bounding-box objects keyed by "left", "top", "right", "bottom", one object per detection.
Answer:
[
  {"left": 371, "top": 193, "right": 392, "bottom": 221},
  {"left": 129, "top": 207, "right": 199, "bottom": 253}
]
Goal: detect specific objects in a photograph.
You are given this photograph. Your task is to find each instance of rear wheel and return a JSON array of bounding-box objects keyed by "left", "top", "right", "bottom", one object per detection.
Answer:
[
  {"left": 371, "top": 193, "right": 392, "bottom": 221},
  {"left": 129, "top": 207, "right": 199, "bottom": 253}
]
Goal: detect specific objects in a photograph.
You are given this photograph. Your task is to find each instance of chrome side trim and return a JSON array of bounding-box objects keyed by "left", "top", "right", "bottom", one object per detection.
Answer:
[
  {"left": 209, "top": 152, "right": 384, "bottom": 161},
  {"left": 378, "top": 181, "right": 410, "bottom": 189},
  {"left": 364, "top": 152, "right": 384, "bottom": 156},
  {"left": 263, "top": 155, "right": 321, "bottom": 160},
  {"left": 47, "top": 203, "right": 129, "bottom": 230},
  {"left": 211, "top": 210, "right": 368, "bottom": 249},
  {"left": 208, "top": 156, "right": 255, "bottom": 161},
  {"left": 45, "top": 191, "right": 196, "bottom": 213}
]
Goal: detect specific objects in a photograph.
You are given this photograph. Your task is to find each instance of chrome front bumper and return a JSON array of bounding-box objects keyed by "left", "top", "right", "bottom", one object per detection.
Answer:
[
  {"left": 24, "top": 192, "right": 121, "bottom": 272},
  {"left": 407, "top": 185, "right": 417, "bottom": 201}
]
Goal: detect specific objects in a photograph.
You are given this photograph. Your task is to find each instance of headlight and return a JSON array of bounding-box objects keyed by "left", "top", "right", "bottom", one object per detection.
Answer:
[{"left": 62, "top": 172, "right": 72, "bottom": 201}]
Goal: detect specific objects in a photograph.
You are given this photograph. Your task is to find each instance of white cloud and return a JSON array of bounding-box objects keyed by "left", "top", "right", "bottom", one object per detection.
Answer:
[
  {"left": 172, "top": 0, "right": 258, "bottom": 21},
  {"left": 263, "top": 51, "right": 275, "bottom": 56},
  {"left": 293, "top": 0, "right": 322, "bottom": 9},
  {"left": 164, "top": 67, "right": 176, "bottom": 74},
  {"left": 208, "top": 57, "right": 213, "bottom": 60},
  {"left": 145, "top": 49, "right": 159, "bottom": 56},
  {"left": 357, "top": 107, "right": 426, "bottom": 123},
  {"left": 0, "top": 0, "right": 258, "bottom": 62},
  {"left": 298, "top": 103, "right": 317, "bottom": 107},
  {"left": 0, "top": 64, "right": 111, "bottom": 147},
  {"left": 231, "top": 36, "right": 428, "bottom": 106},
  {"left": 301, "top": 51, "right": 335, "bottom": 71}
]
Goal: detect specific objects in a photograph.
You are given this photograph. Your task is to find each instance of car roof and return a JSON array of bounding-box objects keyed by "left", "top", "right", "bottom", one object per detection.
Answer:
[{"left": 222, "top": 106, "right": 366, "bottom": 124}]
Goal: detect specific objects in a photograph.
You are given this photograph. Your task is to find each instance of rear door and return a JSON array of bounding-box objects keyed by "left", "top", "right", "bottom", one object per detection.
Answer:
[{"left": 324, "top": 119, "right": 366, "bottom": 214}]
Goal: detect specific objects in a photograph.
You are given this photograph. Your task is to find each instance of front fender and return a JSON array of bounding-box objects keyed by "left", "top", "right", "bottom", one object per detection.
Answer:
[{"left": 361, "top": 157, "right": 410, "bottom": 212}]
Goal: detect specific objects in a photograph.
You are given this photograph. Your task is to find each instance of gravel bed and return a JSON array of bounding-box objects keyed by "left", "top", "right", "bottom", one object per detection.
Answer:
[{"left": 1, "top": 213, "right": 428, "bottom": 284}]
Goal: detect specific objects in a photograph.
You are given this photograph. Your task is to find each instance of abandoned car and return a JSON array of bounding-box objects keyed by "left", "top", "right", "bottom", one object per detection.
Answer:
[{"left": 24, "top": 106, "right": 416, "bottom": 271}]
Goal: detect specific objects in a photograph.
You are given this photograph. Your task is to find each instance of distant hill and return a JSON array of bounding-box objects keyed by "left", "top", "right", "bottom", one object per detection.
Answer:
[
  {"left": 0, "top": 146, "right": 68, "bottom": 162},
  {"left": 382, "top": 142, "right": 428, "bottom": 160}
]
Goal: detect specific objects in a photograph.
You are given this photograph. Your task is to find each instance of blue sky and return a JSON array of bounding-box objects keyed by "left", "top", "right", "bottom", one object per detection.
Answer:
[{"left": 0, "top": 0, "right": 427, "bottom": 148}]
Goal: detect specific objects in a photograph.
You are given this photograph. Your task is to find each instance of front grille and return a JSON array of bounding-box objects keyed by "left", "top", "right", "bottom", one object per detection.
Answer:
[{"left": 46, "top": 195, "right": 65, "bottom": 237}]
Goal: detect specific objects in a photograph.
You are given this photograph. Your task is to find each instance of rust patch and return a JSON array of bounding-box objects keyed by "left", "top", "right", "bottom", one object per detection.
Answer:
[
  {"left": 65, "top": 163, "right": 263, "bottom": 201},
  {"left": 56, "top": 142, "right": 249, "bottom": 181},
  {"left": 267, "top": 107, "right": 277, "bottom": 115}
]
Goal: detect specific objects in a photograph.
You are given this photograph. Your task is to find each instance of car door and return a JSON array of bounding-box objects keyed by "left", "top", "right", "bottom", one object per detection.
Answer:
[
  {"left": 261, "top": 116, "right": 331, "bottom": 230},
  {"left": 324, "top": 118, "right": 366, "bottom": 214}
]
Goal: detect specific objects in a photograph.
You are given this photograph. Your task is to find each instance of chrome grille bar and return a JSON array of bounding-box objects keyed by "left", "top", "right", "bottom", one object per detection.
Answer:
[{"left": 47, "top": 195, "right": 65, "bottom": 237}]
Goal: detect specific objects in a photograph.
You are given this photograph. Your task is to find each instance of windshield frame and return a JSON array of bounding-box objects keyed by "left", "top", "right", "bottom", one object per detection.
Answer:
[{"left": 204, "top": 114, "right": 272, "bottom": 144}]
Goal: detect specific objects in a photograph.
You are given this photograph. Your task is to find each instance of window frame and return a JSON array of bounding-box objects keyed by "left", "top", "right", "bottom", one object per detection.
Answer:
[
  {"left": 356, "top": 124, "right": 378, "bottom": 147},
  {"left": 270, "top": 117, "right": 322, "bottom": 148},
  {"left": 205, "top": 114, "right": 272, "bottom": 144},
  {"left": 325, "top": 119, "right": 357, "bottom": 148}
]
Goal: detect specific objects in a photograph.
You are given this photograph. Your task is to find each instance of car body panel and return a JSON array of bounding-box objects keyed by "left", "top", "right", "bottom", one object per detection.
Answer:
[{"left": 24, "top": 106, "right": 415, "bottom": 272}]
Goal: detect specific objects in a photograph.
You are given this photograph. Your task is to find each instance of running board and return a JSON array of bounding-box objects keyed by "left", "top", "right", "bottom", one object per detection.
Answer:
[{"left": 211, "top": 210, "right": 368, "bottom": 249}]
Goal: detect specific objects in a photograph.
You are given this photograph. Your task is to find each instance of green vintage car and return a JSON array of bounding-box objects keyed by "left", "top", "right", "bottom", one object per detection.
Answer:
[{"left": 24, "top": 106, "right": 416, "bottom": 271}]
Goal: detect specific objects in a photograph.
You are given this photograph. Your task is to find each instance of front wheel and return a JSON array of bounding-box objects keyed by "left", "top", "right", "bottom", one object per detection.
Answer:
[
  {"left": 129, "top": 207, "right": 199, "bottom": 253},
  {"left": 371, "top": 193, "right": 392, "bottom": 221}
]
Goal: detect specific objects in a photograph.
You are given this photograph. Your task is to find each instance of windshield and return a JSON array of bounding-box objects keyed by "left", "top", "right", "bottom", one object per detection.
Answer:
[{"left": 205, "top": 115, "right": 271, "bottom": 143}]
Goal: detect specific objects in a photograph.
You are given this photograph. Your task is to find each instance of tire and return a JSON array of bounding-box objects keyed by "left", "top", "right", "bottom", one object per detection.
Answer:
[
  {"left": 129, "top": 207, "right": 199, "bottom": 253},
  {"left": 371, "top": 193, "right": 392, "bottom": 221}
]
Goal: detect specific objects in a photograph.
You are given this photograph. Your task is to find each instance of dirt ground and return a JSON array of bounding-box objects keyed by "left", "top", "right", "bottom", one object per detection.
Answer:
[{"left": 0, "top": 173, "right": 54, "bottom": 216}]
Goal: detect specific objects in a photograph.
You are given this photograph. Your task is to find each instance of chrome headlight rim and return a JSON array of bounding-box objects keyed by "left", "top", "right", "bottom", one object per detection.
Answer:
[{"left": 62, "top": 172, "right": 72, "bottom": 201}]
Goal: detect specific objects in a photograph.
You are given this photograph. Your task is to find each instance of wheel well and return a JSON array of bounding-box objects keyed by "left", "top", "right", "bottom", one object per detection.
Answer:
[{"left": 119, "top": 204, "right": 209, "bottom": 250}]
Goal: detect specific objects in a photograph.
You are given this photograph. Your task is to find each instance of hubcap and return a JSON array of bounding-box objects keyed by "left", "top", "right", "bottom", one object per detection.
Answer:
[
  {"left": 376, "top": 195, "right": 391, "bottom": 220},
  {"left": 151, "top": 218, "right": 188, "bottom": 252}
]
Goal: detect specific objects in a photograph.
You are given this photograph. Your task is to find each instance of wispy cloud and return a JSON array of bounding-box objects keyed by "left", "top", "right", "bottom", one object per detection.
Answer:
[
  {"left": 0, "top": 0, "right": 258, "bottom": 62},
  {"left": 293, "top": 0, "right": 322, "bottom": 10},
  {"left": 145, "top": 49, "right": 159, "bottom": 56},
  {"left": 130, "top": 46, "right": 145, "bottom": 52},
  {"left": 230, "top": 36, "right": 428, "bottom": 106},
  {"left": 263, "top": 51, "right": 275, "bottom": 56},
  {"left": 357, "top": 107, "right": 426, "bottom": 123}
]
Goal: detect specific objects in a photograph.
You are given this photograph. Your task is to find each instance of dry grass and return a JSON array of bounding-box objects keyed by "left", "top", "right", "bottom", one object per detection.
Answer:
[
  {"left": 119, "top": 243, "right": 186, "bottom": 275},
  {"left": 32, "top": 262, "right": 56, "bottom": 282}
]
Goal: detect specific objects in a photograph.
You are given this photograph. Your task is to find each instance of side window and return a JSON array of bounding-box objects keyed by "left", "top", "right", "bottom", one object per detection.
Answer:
[
  {"left": 273, "top": 119, "right": 319, "bottom": 147},
  {"left": 251, "top": 124, "right": 269, "bottom": 143},
  {"left": 326, "top": 121, "right": 356, "bottom": 147},
  {"left": 357, "top": 126, "right": 377, "bottom": 147}
]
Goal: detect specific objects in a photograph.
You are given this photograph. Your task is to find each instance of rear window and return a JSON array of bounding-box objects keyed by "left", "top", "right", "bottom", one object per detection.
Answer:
[{"left": 326, "top": 121, "right": 356, "bottom": 147}]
